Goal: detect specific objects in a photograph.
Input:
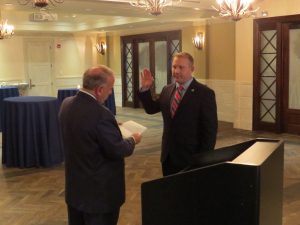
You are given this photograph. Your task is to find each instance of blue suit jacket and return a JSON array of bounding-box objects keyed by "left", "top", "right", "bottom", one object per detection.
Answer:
[{"left": 59, "top": 91, "right": 135, "bottom": 213}]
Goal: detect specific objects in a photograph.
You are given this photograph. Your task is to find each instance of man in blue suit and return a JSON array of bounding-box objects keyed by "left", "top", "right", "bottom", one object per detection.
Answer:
[
  {"left": 59, "top": 65, "right": 142, "bottom": 225},
  {"left": 138, "top": 52, "right": 218, "bottom": 176}
]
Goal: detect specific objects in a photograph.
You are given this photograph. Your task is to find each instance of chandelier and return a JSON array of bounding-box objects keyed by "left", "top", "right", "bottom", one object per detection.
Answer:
[
  {"left": 0, "top": 20, "right": 14, "bottom": 40},
  {"left": 130, "top": 0, "right": 177, "bottom": 16},
  {"left": 212, "top": 0, "right": 259, "bottom": 21},
  {"left": 17, "top": 0, "right": 64, "bottom": 8}
]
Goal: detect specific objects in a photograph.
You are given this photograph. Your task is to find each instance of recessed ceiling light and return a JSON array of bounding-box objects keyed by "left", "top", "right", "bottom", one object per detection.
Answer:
[{"left": 194, "top": 8, "right": 200, "bottom": 11}]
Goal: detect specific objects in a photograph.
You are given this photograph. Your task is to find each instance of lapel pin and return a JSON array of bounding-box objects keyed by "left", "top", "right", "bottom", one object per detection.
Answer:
[{"left": 191, "top": 89, "right": 195, "bottom": 92}]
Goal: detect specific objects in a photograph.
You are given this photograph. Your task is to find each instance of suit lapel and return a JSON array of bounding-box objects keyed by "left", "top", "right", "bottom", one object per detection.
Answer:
[{"left": 165, "top": 84, "right": 176, "bottom": 118}]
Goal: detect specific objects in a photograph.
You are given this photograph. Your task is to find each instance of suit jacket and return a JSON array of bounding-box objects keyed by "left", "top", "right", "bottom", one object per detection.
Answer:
[
  {"left": 59, "top": 91, "right": 135, "bottom": 214},
  {"left": 138, "top": 78, "right": 218, "bottom": 169}
]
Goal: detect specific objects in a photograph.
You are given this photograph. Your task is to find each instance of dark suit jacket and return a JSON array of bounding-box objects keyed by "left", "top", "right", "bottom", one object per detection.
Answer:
[
  {"left": 138, "top": 78, "right": 218, "bottom": 169},
  {"left": 59, "top": 91, "right": 135, "bottom": 214}
]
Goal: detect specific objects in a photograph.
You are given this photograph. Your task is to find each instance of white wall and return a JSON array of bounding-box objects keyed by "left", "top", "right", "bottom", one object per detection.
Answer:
[
  {"left": 0, "top": 33, "right": 98, "bottom": 96},
  {"left": 198, "top": 78, "right": 235, "bottom": 123},
  {"left": 113, "top": 76, "right": 122, "bottom": 107},
  {"left": 54, "top": 33, "right": 98, "bottom": 92},
  {"left": 0, "top": 36, "right": 26, "bottom": 83}
]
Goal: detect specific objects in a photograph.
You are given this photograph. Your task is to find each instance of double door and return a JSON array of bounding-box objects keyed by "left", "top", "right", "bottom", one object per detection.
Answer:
[
  {"left": 121, "top": 30, "right": 181, "bottom": 107},
  {"left": 253, "top": 15, "right": 300, "bottom": 134}
]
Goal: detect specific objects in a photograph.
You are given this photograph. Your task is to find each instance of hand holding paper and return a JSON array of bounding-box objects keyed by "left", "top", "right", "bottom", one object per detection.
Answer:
[
  {"left": 131, "top": 132, "right": 142, "bottom": 144},
  {"left": 119, "top": 120, "right": 147, "bottom": 138}
]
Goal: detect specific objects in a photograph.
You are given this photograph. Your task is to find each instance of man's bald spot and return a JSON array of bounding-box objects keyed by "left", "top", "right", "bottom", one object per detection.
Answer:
[{"left": 83, "top": 65, "right": 114, "bottom": 90}]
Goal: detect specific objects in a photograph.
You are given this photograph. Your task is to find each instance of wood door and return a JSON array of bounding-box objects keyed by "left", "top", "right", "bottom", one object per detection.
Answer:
[
  {"left": 24, "top": 39, "right": 53, "bottom": 96},
  {"left": 253, "top": 21, "right": 280, "bottom": 132},
  {"left": 253, "top": 14, "right": 300, "bottom": 134},
  {"left": 282, "top": 23, "right": 300, "bottom": 134}
]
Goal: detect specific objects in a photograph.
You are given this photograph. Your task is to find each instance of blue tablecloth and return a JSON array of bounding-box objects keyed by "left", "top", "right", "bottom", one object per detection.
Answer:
[
  {"left": 57, "top": 88, "right": 116, "bottom": 115},
  {"left": 57, "top": 88, "right": 79, "bottom": 105},
  {"left": 2, "top": 96, "right": 64, "bottom": 168},
  {"left": 105, "top": 89, "right": 116, "bottom": 115},
  {"left": 0, "top": 87, "right": 19, "bottom": 131}
]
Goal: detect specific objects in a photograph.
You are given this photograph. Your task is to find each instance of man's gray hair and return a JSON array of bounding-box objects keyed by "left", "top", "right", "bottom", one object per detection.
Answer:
[{"left": 82, "top": 65, "right": 114, "bottom": 90}]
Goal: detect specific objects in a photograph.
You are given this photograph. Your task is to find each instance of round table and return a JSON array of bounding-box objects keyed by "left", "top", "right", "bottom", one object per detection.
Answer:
[
  {"left": 57, "top": 88, "right": 79, "bottom": 105},
  {"left": 2, "top": 96, "right": 64, "bottom": 168},
  {"left": 0, "top": 86, "right": 19, "bottom": 131},
  {"left": 104, "top": 89, "right": 116, "bottom": 115},
  {"left": 57, "top": 88, "right": 116, "bottom": 115}
]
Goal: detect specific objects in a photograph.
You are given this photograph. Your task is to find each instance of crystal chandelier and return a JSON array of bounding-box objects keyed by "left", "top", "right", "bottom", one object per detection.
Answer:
[
  {"left": 130, "top": 0, "right": 177, "bottom": 16},
  {"left": 212, "top": 0, "right": 259, "bottom": 21},
  {"left": 0, "top": 20, "right": 14, "bottom": 40},
  {"left": 17, "top": 0, "right": 64, "bottom": 8}
]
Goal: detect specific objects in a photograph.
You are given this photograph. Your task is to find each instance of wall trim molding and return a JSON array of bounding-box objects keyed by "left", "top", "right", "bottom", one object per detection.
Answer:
[
  {"left": 55, "top": 76, "right": 82, "bottom": 79},
  {"left": 234, "top": 81, "right": 253, "bottom": 130},
  {"left": 197, "top": 78, "right": 235, "bottom": 123},
  {"left": 0, "top": 77, "right": 24, "bottom": 82},
  {"left": 196, "top": 78, "right": 253, "bottom": 131}
]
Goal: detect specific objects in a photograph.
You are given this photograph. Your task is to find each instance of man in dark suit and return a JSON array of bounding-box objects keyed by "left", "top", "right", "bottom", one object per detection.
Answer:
[
  {"left": 59, "top": 65, "right": 142, "bottom": 225},
  {"left": 138, "top": 52, "right": 218, "bottom": 176}
]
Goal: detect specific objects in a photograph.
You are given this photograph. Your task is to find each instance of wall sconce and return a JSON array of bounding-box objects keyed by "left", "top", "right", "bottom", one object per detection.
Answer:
[
  {"left": 0, "top": 19, "right": 14, "bottom": 40},
  {"left": 95, "top": 41, "right": 106, "bottom": 55},
  {"left": 192, "top": 32, "right": 204, "bottom": 50},
  {"left": 261, "top": 10, "right": 268, "bottom": 17}
]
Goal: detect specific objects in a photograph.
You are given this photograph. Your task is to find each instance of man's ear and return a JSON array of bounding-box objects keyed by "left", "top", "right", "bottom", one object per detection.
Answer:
[
  {"left": 94, "top": 86, "right": 103, "bottom": 96},
  {"left": 191, "top": 65, "right": 195, "bottom": 72}
]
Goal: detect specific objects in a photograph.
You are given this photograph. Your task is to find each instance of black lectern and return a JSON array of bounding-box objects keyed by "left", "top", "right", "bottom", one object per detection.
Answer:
[{"left": 141, "top": 139, "right": 284, "bottom": 225}]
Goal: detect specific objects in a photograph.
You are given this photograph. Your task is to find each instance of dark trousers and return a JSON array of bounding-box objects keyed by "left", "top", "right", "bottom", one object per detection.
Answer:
[
  {"left": 67, "top": 205, "right": 120, "bottom": 225},
  {"left": 162, "top": 157, "right": 184, "bottom": 176}
]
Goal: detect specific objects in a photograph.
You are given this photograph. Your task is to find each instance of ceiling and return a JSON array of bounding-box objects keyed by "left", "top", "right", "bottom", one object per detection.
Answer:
[{"left": 0, "top": 0, "right": 220, "bottom": 33}]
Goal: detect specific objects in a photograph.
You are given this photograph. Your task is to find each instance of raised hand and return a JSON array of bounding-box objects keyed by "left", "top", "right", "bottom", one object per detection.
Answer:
[{"left": 140, "top": 69, "right": 154, "bottom": 90}]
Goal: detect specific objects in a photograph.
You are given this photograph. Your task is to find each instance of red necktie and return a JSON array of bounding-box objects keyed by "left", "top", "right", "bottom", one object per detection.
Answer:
[{"left": 171, "top": 85, "right": 184, "bottom": 118}]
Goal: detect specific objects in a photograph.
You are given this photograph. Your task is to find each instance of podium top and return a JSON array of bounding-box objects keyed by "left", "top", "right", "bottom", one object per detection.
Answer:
[{"left": 230, "top": 140, "right": 283, "bottom": 166}]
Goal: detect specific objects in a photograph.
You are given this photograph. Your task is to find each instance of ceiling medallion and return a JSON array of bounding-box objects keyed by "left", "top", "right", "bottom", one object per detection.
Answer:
[
  {"left": 17, "top": 0, "right": 64, "bottom": 8},
  {"left": 130, "top": 0, "right": 180, "bottom": 16}
]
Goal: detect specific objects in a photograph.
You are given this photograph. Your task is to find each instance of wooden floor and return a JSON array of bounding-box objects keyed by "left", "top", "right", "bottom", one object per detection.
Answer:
[{"left": 0, "top": 107, "right": 300, "bottom": 225}]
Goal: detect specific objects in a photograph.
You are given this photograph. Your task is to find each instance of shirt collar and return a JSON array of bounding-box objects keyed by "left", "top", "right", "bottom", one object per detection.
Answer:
[
  {"left": 175, "top": 77, "right": 193, "bottom": 90},
  {"left": 79, "top": 89, "right": 97, "bottom": 100}
]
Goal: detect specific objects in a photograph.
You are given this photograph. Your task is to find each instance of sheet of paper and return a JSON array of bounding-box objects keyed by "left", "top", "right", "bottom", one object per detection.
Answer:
[{"left": 119, "top": 120, "right": 147, "bottom": 138}]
